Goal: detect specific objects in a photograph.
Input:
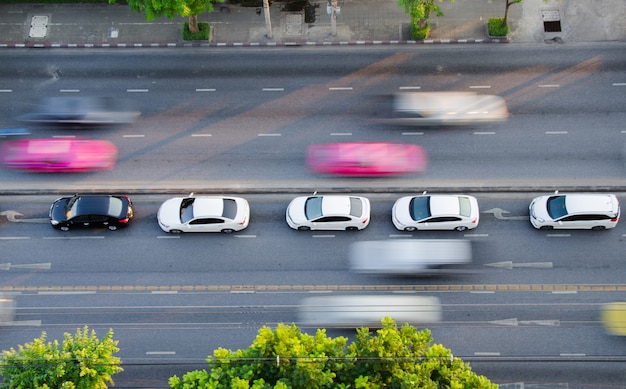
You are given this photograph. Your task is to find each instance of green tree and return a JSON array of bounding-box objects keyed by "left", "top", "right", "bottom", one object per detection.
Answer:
[
  {"left": 169, "top": 318, "right": 497, "bottom": 389},
  {"left": 397, "top": 0, "right": 454, "bottom": 40},
  {"left": 0, "top": 326, "right": 123, "bottom": 389},
  {"left": 110, "top": 0, "right": 223, "bottom": 34}
]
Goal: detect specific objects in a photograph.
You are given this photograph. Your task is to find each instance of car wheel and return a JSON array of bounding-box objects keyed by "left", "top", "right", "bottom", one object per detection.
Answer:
[
  {"left": 170, "top": 229, "right": 183, "bottom": 234},
  {"left": 539, "top": 225, "right": 553, "bottom": 230},
  {"left": 591, "top": 226, "right": 606, "bottom": 231},
  {"left": 60, "top": 226, "right": 69, "bottom": 231},
  {"left": 404, "top": 227, "right": 417, "bottom": 232},
  {"left": 297, "top": 226, "right": 311, "bottom": 231},
  {"left": 455, "top": 226, "right": 468, "bottom": 231},
  {"left": 108, "top": 225, "right": 118, "bottom": 231},
  {"left": 221, "top": 228, "right": 235, "bottom": 234},
  {"left": 346, "top": 226, "right": 359, "bottom": 231}
]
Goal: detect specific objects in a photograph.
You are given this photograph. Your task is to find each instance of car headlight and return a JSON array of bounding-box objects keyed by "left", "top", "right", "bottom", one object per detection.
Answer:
[{"left": 50, "top": 220, "right": 59, "bottom": 225}]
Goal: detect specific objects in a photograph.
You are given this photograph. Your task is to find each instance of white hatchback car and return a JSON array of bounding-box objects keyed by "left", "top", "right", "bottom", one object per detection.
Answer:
[
  {"left": 529, "top": 192, "right": 620, "bottom": 230},
  {"left": 392, "top": 194, "right": 479, "bottom": 231},
  {"left": 157, "top": 195, "right": 250, "bottom": 233},
  {"left": 286, "top": 195, "right": 370, "bottom": 231}
]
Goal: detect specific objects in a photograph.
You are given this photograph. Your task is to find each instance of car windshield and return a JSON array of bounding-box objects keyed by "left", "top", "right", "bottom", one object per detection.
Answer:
[
  {"left": 458, "top": 197, "right": 471, "bottom": 217},
  {"left": 546, "top": 196, "right": 568, "bottom": 219},
  {"left": 409, "top": 196, "right": 431, "bottom": 221},
  {"left": 180, "top": 198, "right": 195, "bottom": 223},
  {"left": 304, "top": 196, "right": 324, "bottom": 220}
]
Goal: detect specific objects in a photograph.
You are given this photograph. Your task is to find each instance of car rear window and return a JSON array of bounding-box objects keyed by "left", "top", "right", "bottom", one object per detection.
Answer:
[
  {"left": 546, "top": 196, "right": 568, "bottom": 219},
  {"left": 458, "top": 197, "right": 471, "bottom": 217},
  {"left": 349, "top": 197, "right": 363, "bottom": 217},
  {"left": 409, "top": 196, "right": 431, "bottom": 221},
  {"left": 222, "top": 199, "right": 237, "bottom": 219}
]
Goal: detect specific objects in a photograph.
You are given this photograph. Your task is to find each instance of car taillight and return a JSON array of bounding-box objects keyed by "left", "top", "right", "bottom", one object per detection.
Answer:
[
  {"left": 239, "top": 217, "right": 247, "bottom": 226},
  {"left": 362, "top": 218, "right": 368, "bottom": 224},
  {"left": 119, "top": 218, "right": 129, "bottom": 224},
  {"left": 471, "top": 218, "right": 477, "bottom": 224},
  {"left": 611, "top": 217, "right": 619, "bottom": 222}
]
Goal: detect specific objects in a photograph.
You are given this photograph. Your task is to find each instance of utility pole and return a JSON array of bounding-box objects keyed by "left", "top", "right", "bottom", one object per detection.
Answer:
[
  {"left": 328, "top": 0, "right": 339, "bottom": 36},
  {"left": 263, "top": 0, "right": 273, "bottom": 39}
]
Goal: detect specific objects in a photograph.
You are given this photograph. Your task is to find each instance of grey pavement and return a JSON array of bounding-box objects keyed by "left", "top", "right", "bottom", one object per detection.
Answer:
[{"left": 0, "top": 0, "right": 527, "bottom": 48}]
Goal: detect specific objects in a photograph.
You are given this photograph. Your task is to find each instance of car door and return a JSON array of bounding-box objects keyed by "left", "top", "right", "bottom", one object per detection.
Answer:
[
  {"left": 311, "top": 216, "right": 353, "bottom": 230},
  {"left": 187, "top": 217, "right": 225, "bottom": 232},
  {"left": 419, "top": 216, "right": 463, "bottom": 230}
]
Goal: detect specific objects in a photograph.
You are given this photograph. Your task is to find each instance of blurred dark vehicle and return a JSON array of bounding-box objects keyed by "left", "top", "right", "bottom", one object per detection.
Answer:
[{"left": 17, "top": 96, "right": 140, "bottom": 125}]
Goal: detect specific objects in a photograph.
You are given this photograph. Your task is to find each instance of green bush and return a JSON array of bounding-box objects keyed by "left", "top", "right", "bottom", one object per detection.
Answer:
[
  {"left": 411, "top": 22, "right": 430, "bottom": 40},
  {"left": 488, "top": 17, "right": 509, "bottom": 37},
  {"left": 183, "top": 22, "right": 209, "bottom": 41}
]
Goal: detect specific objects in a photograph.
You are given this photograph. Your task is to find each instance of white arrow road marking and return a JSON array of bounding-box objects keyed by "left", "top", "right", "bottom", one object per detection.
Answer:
[
  {"left": 0, "top": 210, "right": 49, "bottom": 223},
  {"left": 482, "top": 208, "right": 528, "bottom": 220},
  {"left": 489, "top": 318, "right": 560, "bottom": 326},
  {"left": 0, "top": 263, "right": 52, "bottom": 271},
  {"left": 484, "top": 261, "right": 553, "bottom": 269}
]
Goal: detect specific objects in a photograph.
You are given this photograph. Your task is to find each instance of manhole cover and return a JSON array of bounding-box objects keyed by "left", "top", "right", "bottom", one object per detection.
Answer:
[
  {"left": 29, "top": 15, "right": 48, "bottom": 38},
  {"left": 285, "top": 12, "right": 303, "bottom": 36}
]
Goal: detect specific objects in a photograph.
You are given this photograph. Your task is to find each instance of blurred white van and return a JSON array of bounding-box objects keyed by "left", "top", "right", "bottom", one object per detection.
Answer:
[
  {"left": 349, "top": 239, "right": 472, "bottom": 276},
  {"left": 0, "top": 295, "right": 15, "bottom": 323},
  {"left": 298, "top": 295, "right": 441, "bottom": 328},
  {"left": 390, "top": 92, "right": 508, "bottom": 126}
]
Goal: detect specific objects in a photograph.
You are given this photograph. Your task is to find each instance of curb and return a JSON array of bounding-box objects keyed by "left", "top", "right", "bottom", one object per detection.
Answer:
[{"left": 0, "top": 38, "right": 508, "bottom": 49}]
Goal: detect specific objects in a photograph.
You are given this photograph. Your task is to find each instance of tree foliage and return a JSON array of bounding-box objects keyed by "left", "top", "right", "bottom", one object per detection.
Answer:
[
  {"left": 0, "top": 326, "right": 123, "bottom": 389},
  {"left": 169, "top": 318, "right": 497, "bottom": 389},
  {"left": 109, "top": 0, "right": 223, "bottom": 33}
]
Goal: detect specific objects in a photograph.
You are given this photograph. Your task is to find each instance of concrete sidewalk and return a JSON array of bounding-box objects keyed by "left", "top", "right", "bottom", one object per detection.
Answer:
[{"left": 0, "top": 0, "right": 516, "bottom": 48}]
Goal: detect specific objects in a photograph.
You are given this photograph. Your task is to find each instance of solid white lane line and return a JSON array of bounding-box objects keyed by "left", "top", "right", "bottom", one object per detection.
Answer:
[
  {"left": 146, "top": 351, "right": 176, "bottom": 355},
  {"left": 191, "top": 133, "right": 212, "bottom": 137},
  {"left": 60, "top": 89, "right": 80, "bottom": 93},
  {"left": 560, "top": 353, "right": 586, "bottom": 357},
  {"left": 329, "top": 87, "right": 353, "bottom": 91},
  {"left": 538, "top": 84, "right": 559, "bottom": 88},
  {"left": 612, "top": 83, "right": 626, "bottom": 86},
  {"left": 547, "top": 234, "right": 571, "bottom": 237},
  {"left": 262, "top": 88, "right": 285, "bottom": 91},
  {"left": 123, "top": 134, "right": 145, "bottom": 138},
  {"left": 195, "top": 88, "right": 216, "bottom": 92},
  {"left": 127, "top": 89, "right": 149, "bottom": 92},
  {"left": 389, "top": 234, "right": 410, "bottom": 238},
  {"left": 258, "top": 133, "right": 281, "bottom": 137},
  {"left": 157, "top": 235, "right": 180, "bottom": 239},
  {"left": 0, "top": 237, "right": 30, "bottom": 240},
  {"left": 402, "top": 132, "right": 424, "bottom": 136},
  {"left": 545, "top": 131, "right": 568, "bottom": 134},
  {"left": 0, "top": 89, "right": 13, "bottom": 92},
  {"left": 469, "top": 85, "right": 491, "bottom": 89},
  {"left": 312, "top": 235, "right": 335, "bottom": 238},
  {"left": 399, "top": 86, "right": 421, "bottom": 90},
  {"left": 235, "top": 235, "right": 257, "bottom": 238},
  {"left": 464, "top": 233, "right": 489, "bottom": 237},
  {"left": 43, "top": 236, "right": 104, "bottom": 240},
  {"left": 474, "top": 352, "right": 500, "bottom": 356},
  {"left": 330, "top": 133, "right": 352, "bottom": 136},
  {"left": 473, "top": 132, "right": 496, "bottom": 135},
  {"left": 52, "top": 135, "right": 76, "bottom": 138}
]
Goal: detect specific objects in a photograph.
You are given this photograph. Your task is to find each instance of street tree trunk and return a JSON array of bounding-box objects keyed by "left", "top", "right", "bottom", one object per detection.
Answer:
[
  {"left": 188, "top": 14, "right": 199, "bottom": 33},
  {"left": 503, "top": 0, "right": 522, "bottom": 27}
]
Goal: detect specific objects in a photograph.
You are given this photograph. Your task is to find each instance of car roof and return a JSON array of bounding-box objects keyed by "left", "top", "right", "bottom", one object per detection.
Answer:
[
  {"left": 428, "top": 195, "right": 461, "bottom": 216},
  {"left": 191, "top": 197, "right": 226, "bottom": 217},
  {"left": 564, "top": 194, "right": 616, "bottom": 214},
  {"left": 321, "top": 196, "right": 353, "bottom": 216},
  {"left": 73, "top": 196, "right": 121, "bottom": 216}
]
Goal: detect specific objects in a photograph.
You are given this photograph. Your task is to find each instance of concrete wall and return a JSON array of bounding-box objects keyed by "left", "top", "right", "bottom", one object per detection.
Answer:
[{"left": 511, "top": 0, "right": 626, "bottom": 43}]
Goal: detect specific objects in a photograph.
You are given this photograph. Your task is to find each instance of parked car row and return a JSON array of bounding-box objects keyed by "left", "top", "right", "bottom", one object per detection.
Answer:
[{"left": 46, "top": 192, "right": 621, "bottom": 232}]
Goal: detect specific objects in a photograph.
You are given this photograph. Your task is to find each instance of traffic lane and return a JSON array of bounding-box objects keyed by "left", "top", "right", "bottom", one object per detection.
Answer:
[
  {"left": 1, "top": 194, "right": 625, "bottom": 286},
  {"left": 6, "top": 290, "right": 626, "bottom": 359}
]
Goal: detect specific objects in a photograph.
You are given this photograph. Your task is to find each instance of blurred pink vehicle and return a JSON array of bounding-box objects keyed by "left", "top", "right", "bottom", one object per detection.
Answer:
[
  {"left": 1, "top": 138, "right": 117, "bottom": 172},
  {"left": 307, "top": 142, "right": 427, "bottom": 177}
]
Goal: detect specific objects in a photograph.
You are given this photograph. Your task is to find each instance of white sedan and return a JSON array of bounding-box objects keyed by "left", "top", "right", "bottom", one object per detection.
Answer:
[
  {"left": 392, "top": 194, "right": 479, "bottom": 231},
  {"left": 529, "top": 192, "right": 620, "bottom": 230},
  {"left": 157, "top": 195, "right": 250, "bottom": 233},
  {"left": 286, "top": 195, "right": 370, "bottom": 231}
]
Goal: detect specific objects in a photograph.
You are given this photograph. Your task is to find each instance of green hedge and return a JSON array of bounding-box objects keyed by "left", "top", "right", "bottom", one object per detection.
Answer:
[
  {"left": 488, "top": 17, "right": 509, "bottom": 37},
  {"left": 183, "top": 22, "right": 209, "bottom": 41}
]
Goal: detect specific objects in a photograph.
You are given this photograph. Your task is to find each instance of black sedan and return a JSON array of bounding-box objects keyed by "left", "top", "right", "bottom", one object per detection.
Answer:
[{"left": 49, "top": 195, "right": 134, "bottom": 231}]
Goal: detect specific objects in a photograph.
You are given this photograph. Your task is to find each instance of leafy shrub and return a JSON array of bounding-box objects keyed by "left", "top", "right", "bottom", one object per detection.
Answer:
[
  {"left": 183, "top": 22, "right": 209, "bottom": 41},
  {"left": 488, "top": 17, "right": 509, "bottom": 37},
  {"left": 411, "top": 22, "right": 430, "bottom": 40}
]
